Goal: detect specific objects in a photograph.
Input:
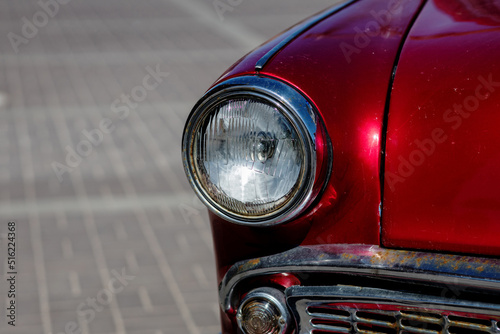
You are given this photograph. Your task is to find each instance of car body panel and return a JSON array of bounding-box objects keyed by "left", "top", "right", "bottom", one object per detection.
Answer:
[
  {"left": 213, "top": 0, "right": 354, "bottom": 85},
  {"left": 259, "top": 0, "right": 425, "bottom": 247},
  {"left": 210, "top": 0, "right": 425, "bottom": 286},
  {"left": 382, "top": 0, "right": 500, "bottom": 256}
]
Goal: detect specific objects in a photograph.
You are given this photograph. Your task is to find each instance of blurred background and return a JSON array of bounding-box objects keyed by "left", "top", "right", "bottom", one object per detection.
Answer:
[{"left": 0, "top": 0, "right": 337, "bottom": 333}]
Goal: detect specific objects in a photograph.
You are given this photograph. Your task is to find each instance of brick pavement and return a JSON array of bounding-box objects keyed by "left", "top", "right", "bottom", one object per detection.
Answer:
[{"left": 0, "top": 0, "right": 338, "bottom": 333}]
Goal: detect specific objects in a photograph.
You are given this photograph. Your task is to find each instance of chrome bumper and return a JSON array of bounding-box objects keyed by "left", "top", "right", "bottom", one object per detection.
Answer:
[{"left": 220, "top": 244, "right": 500, "bottom": 332}]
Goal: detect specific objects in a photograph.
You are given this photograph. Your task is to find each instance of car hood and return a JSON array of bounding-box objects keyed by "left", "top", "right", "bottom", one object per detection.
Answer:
[
  {"left": 209, "top": 0, "right": 426, "bottom": 278},
  {"left": 254, "top": 0, "right": 425, "bottom": 247},
  {"left": 209, "top": 0, "right": 500, "bottom": 279},
  {"left": 382, "top": 0, "right": 500, "bottom": 256}
]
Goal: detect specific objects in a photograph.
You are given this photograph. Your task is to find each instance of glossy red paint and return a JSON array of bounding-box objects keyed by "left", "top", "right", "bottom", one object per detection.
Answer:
[
  {"left": 260, "top": 0, "right": 424, "bottom": 247},
  {"left": 210, "top": 0, "right": 425, "bottom": 286},
  {"left": 213, "top": 3, "right": 351, "bottom": 86},
  {"left": 383, "top": 0, "right": 500, "bottom": 255}
]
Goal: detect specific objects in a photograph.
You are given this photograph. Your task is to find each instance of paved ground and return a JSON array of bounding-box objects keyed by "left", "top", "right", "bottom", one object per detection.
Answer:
[{"left": 0, "top": 0, "right": 337, "bottom": 333}]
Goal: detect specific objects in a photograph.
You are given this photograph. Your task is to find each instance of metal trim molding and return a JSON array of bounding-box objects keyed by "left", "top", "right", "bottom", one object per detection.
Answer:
[
  {"left": 219, "top": 244, "right": 500, "bottom": 312},
  {"left": 254, "top": 0, "right": 357, "bottom": 71}
]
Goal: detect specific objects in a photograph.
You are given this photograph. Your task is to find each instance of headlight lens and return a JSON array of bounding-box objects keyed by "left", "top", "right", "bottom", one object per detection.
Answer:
[
  {"left": 194, "top": 97, "right": 304, "bottom": 218},
  {"left": 183, "top": 76, "right": 330, "bottom": 226}
]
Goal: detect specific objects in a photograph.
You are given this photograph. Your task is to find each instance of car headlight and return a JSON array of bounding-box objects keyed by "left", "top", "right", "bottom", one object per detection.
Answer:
[{"left": 182, "top": 76, "right": 331, "bottom": 226}]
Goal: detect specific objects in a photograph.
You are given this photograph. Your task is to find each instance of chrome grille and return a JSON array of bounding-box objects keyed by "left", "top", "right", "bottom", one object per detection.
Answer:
[
  {"left": 286, "top": 286, "right": 500, "bottom": 334},
  {"left": 307, "top": 307, "right": 499, "bottom": 333}
]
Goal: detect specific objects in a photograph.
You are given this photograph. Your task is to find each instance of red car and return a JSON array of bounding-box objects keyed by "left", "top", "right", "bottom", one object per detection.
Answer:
[{"left": 182, "top": 0, "right": 500, "bottom": 333}]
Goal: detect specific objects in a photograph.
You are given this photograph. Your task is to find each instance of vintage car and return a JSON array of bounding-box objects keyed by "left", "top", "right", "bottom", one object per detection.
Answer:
[{"left": 182, "top": 0, "right": 500, "bottom": 333}]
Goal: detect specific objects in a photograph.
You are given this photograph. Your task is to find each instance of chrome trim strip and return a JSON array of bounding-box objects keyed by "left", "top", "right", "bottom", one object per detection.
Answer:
[
  {"left": 287, "top": 285, "right": 500, "bottom": 334},
  {"left": 219, "top": 245, "right": 500, "bottom": 312},
  {"left": 254, "top": 0, "right": 357, "bottom": 71}
]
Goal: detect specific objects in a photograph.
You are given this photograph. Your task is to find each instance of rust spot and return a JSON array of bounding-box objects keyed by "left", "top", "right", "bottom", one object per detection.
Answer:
[
  {"left": 248, "top": 258, "right": 260, "bottom": 266},
  {"left": 238, "top": 258, "right": 261, "bottom": 272},
  {"left": 342, "top": 253, "right": 354, "bottom": 260}
]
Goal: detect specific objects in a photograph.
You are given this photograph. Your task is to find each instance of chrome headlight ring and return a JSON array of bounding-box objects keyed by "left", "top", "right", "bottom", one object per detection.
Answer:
[{"left": 182, "top": 75, "right": 331, "bottom": 226}]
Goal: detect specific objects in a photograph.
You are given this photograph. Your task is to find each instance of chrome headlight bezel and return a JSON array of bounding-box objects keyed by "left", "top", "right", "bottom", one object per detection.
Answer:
[{"left": 182, "top": 75, "right": 331, "bottom": 226}]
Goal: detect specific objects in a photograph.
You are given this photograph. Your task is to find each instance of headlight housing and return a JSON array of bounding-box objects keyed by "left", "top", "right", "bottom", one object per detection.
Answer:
[{"left": 182, "top": 76, "right": 330, "bottom": 226}]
